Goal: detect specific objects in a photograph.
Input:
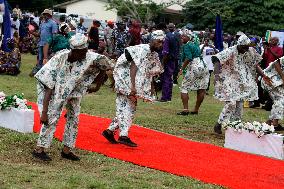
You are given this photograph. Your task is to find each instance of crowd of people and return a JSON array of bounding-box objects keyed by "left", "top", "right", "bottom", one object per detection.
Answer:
[{"left": 0, "top": 6, "right": 283, "bottom": 162}]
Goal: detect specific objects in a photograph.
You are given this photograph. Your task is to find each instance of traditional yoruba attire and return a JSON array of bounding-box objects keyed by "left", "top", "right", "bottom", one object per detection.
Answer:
[
  {"left": 111, "top": 28, "right": 129, "bottom": 56},
  {"left": 180, "top": 41, "right": 209, "bottom": 93},
  {"left": 261, "top": 57, "right": 284, "bottom": 121},
  {"left": 213, "top": 35, "right": 262, "bottom": 124},
  {"left": 108, "top": 43, "right": 164, "bottom": 136},
  {"left": 35, "top": 34, "right": 110, "bottom": 148}
]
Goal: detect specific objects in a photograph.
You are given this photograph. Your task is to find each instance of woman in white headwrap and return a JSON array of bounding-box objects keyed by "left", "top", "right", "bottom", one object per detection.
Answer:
[
  {"left": 177, "top": 30, "right": 209, "bottom": 116},
  {"left": 102, "top": 30, "right": 164, "bottom": 147},
  {"left": 212, "top": 34, "right": 272, "bottom": 134},
  {"left": 32, "top": 33, "right": 111, "bottom": 161}
]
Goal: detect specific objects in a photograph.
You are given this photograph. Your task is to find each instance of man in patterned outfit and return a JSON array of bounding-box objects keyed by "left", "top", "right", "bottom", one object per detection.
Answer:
[
  {"left": 102, "top": 30, "right": 165, "bottom": 147},
  {"left": 32, "top": 33, "right": 111, "bottom": 161},
  {"left": 212, "top": 34, "right": 272, "bottom": 134},
  {"left": 262, "top": 56, "right": 284, "bottom": 131}
]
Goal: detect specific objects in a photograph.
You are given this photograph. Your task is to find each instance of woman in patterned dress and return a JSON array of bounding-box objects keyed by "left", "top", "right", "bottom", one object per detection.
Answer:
[{"left": 177, "top": 32, "right": 209, "bottom": 116}]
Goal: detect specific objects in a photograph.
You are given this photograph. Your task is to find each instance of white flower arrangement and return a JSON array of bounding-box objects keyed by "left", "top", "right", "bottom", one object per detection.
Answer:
[
  {"left": 222, "top": 120, "right": 275, "bottom": 138},
  {"left": 0, "top": 91, "right": 30, "bottom": 110}
]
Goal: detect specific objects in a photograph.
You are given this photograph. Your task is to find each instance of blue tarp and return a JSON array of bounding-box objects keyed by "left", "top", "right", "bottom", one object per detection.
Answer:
[
  {"left": 1, "top": 0, "right": 11, "bottom": 52},
  {"left": 214, "top": 15, "right": 223, "bottom": 52}
]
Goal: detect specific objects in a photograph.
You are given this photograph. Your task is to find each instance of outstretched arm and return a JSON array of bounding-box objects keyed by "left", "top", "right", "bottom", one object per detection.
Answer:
[
  {"left": 256, "top": 64, "right": 272, "bottom": 86},
  {"left": 274, "top": 60, "right": 284, "bottom": 82}
]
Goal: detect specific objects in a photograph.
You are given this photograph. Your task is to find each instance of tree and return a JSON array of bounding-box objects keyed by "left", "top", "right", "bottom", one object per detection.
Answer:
[
  {"left": 183, "top": 0, "right": 284, "bottom": 36},
  {"left": 106, "top": 0, "right": 186, "bottom": 23}
]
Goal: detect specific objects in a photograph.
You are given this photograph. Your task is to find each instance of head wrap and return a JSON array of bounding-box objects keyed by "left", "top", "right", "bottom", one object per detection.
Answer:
[
  {"left": 151, "top": 30, "right": 165, "bottom": 41},
  {"left": 182, "top": 29, "right": 193, "bottom": 40},
  {"left": 237, "top": 34, "right": 251, "bottom": 46},
  {"left": 69, "top": 33, "right": 88, "bottom": 49}
]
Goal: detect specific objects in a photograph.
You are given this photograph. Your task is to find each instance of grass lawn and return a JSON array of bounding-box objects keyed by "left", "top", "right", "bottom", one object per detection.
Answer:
[{"left": 0, "top": 54, "right": 273, "bottom": 189}]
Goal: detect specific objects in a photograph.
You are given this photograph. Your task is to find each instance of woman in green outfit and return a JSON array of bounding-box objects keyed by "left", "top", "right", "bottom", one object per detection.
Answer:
[
  {"left": 43, "top": 23, "right": 74, "bottom": 64},
  {"left": 177, "top": 31, "right": 209, "bottom": 116}
]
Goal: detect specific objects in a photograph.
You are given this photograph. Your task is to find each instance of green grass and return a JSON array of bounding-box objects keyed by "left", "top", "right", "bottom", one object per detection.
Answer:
[{"left": 0, "top": 54, "right": 274, "bottom": 189}]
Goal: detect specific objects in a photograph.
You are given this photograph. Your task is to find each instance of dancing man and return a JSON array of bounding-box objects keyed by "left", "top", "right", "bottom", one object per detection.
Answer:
[
  {"left": 102, "top": 30, "right": 165, "bottom": 147},
  {"left": 32, "top": 34, "right": 111, "bottom": 161},
  {"left": 212, "top": 34, "right": 272, "bottom": 134},
  {"left": 262, "top": 56, "right": 284, "bottom": 131}
]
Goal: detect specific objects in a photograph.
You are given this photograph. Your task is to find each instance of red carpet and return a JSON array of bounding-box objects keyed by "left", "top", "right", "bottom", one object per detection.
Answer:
[{"left": 30, "top": 103, "right": 284, "bottom": 189}]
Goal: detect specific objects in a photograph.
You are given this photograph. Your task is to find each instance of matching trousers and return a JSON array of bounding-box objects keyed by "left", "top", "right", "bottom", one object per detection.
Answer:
[
  {"left": 268, "top": 87, "right": 284, "bottom": 120},
  {"left": 108, "top": 94, "right": 136, "bottom": 136},
  {"left": 37, "top": 97, "right": 81, "bottom": 149},
  {"left": 218, "top": 101, "right": 244, "bottom": 124}
]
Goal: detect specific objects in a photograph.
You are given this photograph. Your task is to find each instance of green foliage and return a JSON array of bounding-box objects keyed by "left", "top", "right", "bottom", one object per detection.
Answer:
[
  {"left": 183, "top": 0, "right": 284, "bottom": 36},
  {"left": 106, "top": 0, "right": 165, "bottom": 23}
]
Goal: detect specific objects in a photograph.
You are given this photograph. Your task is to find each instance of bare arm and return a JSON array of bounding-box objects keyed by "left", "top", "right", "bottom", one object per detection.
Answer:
[
  {"left": 130, "top": 61, "right": 138, "bottom": 94},
  {"left": 43, "top": 43, "right": 49, "bottom": 64},
  {"left": 256, "top": 64, "right": 272, "bottom": 86},
  {"left": 40, "top": 87, "right": 53, "bottom": 125}
]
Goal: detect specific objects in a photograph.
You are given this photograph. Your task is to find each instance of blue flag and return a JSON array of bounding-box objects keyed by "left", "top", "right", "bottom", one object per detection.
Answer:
[
  {"left": 214, "top": 14, "right": 223, "bottom": 52},
  {"left": 1, "top": 0, "right": 11, "bottom": 52}
]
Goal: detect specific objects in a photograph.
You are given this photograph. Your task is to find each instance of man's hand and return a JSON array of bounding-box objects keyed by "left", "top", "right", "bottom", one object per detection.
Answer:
[
  {"left": 40, "top": 112, "right": 48, "bottom": 125},
  {"left": 43, "top": 58, "right": 48, "bottom": 65},
  {"left": 263, "top": 75, "right": 272, "bottom": 86}
]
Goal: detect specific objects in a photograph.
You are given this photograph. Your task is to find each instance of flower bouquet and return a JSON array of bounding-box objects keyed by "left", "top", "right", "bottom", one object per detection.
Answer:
[
  {"left": 0, "top": 91, "right": 34, "bottom": 133},
  {"left": 222, "top": 120, "right": 275, "bottom": 138},
  {"left": 223, "top": 120, "right": 284, "bottom": 160}
]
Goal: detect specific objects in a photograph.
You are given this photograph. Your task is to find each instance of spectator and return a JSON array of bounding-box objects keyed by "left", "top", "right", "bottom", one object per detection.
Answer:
[
  {"left": 10, "top": 14, "right": 20, "bottom": 38},
  {"left": 200, "top": 38, "right": 218, "bottom": 94},
  {"left": 111, "top": 21, "right": 129, "bottom": 57},
  {"left": 76, "top": 17, "right": 87, "bottom": 35},
  {"left": 29, "top": 9, "right": 58, "bottom": 76},
  {"left": 128, "top": 20, "right": 141, "bottom": 46},
  {"left": 104, "top": 20, "right": 114, "bottom": 54},
  {"left": 88, "top": 19, "right": 101, "bottom": 51},
  {"left": 12, "top": 4, "right": 22, "bottom": 19},
  {"left": 159, "top": 23, "right": 180, "bottom": 102}
]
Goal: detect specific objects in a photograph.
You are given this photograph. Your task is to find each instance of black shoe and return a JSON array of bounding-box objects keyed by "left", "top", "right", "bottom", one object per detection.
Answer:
[
  {"left": 214, "top": 123, "right": 222, "bottom": 134},
  {"left": 190, "top": 111, "right": 198, "bottom": 115},
  {"left": 274, "top": 125, "right": 284, "bottom": 131},
  {"left": 32, "top": 150, "right": 52, "bottom": 161},
  {"left": 250, "top": 103, "right": 260, "bottom": 108},
  {"left": 158, "top": 99, "right": 170, "bottom": 103},
  {"left": 118, "top": 136, "right": 137, "bottom": 147},
  {"left": 61, "top": 151, "right": 80, "bottom": 161},
  {"left": 102, "top": 129, "right": 118, "bottom": 144},
  {"left": 177, "top": 111, "right": 189, "bottom": 116}
]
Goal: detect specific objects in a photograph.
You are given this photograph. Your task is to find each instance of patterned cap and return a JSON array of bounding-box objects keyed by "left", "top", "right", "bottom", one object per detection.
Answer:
[
  {"left": 69, "top": 33, "right": 88, "bottom": 49},
  {"left": 237, "top": 34, "right": 251, "bottom": 46},
  {"left": 151, "top": 30, "right": 165, "bottom": 40}
]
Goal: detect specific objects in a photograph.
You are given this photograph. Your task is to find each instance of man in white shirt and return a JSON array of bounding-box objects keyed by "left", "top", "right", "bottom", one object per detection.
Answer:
[{"left": 200, "top": 38, "right": 218, "bottom": 94}]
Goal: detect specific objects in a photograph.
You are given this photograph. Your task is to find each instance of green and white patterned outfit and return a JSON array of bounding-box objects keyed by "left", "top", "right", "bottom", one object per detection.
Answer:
[
  {"left": 180, "top": 41, "right": 209, "bottom": 93},
  {"left": 108, "top": 44, "right": 163, "bottom": 136},
  {"left": 262, "top": 56, "right": 284, "bottom": 120},
  {"left": 213, "top": 46, "right": 262, "bottom": 124},
  {"left": 35, "top": 49, "right": 110, "bottom": 148}
]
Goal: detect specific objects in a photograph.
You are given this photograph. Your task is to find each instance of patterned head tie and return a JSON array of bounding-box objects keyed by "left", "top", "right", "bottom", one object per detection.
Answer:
[
  {"left": 69, "top": 33, "right": 88, "bottom": 49},
  {"left": 237, "top": 34, "right": 251, "bottom": 46},
  {"left": 181, "top": 29, "right": 193, "bottom": 40},
  {"left": 151, "top": 30, "right": 165, "bottom": 41}
]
